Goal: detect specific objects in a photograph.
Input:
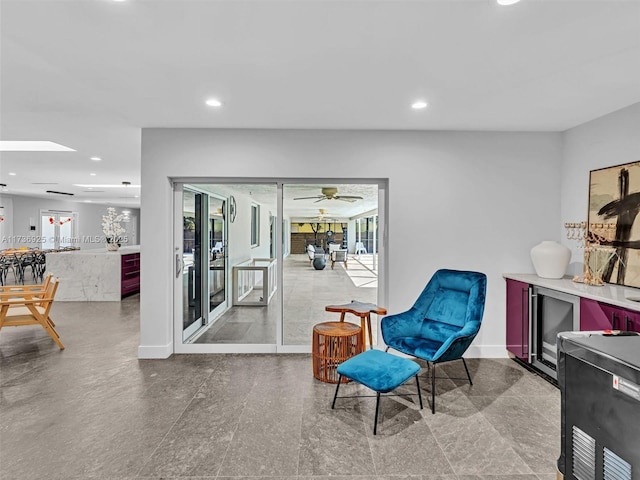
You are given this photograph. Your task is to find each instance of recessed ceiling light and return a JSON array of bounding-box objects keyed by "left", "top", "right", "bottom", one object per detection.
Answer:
[
  {"left": 90, "top": 173, "right": 97, "bottom": 176},
  {"left": 205, "top": 98, "right": 223, "bottom": 107},
  {"left": 8, "top": 172, "right": 17, "bottom": 176},
  {"left": 90, "top": 156, "right": 102, "bottom": 161},
  {"left": 497, "top": 0, "right": 521, "bottom": 5},
  {"left": 0, "top": 141, "right": 76, "bottom": 152},
  {"left": 411, "top": 101, "right": 428, "bottom": 110}
]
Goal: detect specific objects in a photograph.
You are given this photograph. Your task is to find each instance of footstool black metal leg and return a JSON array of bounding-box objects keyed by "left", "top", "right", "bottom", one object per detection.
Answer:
[
  {"left": 431, "top": 362, "right": 436, "bottom": 414},
  {"left": 415, "top": 374, "right": 423, "bottom": 409},
  {"left": 462, "top": 358, "right": 473, "bottom": 385},
  {"left": 373, "top": 391, "right": 381, "bottom": 435},
  {"left": 332, "top": 375, "right": 342, "bottom": 409}
]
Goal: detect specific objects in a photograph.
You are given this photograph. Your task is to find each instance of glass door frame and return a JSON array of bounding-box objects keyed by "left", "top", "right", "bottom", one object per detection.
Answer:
[
  {"left": 179, "top": 186, "right": 207, "bottom": 342},
  {"left": 172, "top": 178, "right": 387, "bottom": 354},
  {"left": 207, "top": 192, "right": 228, "bottom": 322}
]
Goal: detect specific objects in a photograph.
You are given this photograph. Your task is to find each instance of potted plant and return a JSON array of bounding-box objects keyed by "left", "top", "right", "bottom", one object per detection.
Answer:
[{"left": 102, "top": 207, "right": 125, "bottom": 251}]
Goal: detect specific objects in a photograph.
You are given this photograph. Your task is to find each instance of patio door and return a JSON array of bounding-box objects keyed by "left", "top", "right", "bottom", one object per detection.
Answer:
[
  {"left": 208, "top": 194, "right": 227, "bottom": 321},
  {"left": 173, "top": 179, "right": 385, "bottom": 353},
  {"left": 181, "top": 187, "right": 206, "bottom": 341}
]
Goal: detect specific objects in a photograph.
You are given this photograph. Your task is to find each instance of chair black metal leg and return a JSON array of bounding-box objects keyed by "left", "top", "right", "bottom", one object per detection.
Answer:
[
  {"left": 373, "top": 392, "right": 380, "bottom": 435},
  {"left": 462, "top": 358, "right": 473, "bottom": 386},
  {"left": 431, "top": 362, "right": 436, "bottom": 414},
  {"left": 331, "top": 375, "right": 342, "bottom": 409},
  {"left": 415, "top": 374, "right": 423, "bottom": 409}
]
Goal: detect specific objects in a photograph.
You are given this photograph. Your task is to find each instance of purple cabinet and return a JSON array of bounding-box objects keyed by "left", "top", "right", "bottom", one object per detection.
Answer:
[
  {"left": 580, "top": 297, "right": 639, "bottom": 332},
  {"left": 580, "top": 298, "right": 614, "bottom": 331},
  {"left": 506, "top": 279, "right": 529, "bottom": 360},
  {"left": 121, "top": 253, "right": 140, "bottom": 297}
]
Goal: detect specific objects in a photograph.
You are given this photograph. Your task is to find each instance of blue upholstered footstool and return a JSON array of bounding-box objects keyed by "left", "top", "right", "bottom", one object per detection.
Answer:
[{"left": 331, "top": 349, "right": 423, "bottom": 434}]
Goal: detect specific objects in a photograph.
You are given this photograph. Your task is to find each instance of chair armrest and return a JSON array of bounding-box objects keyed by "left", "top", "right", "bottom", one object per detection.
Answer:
[
  {"left": 431, "top": 322, "right": 480, "bottom": 363},
  {"left": 1, "top": 296, "right": 52, "bottom": 306},
  {"left": 380, "top": 308, "right": 425, "bottom": 339},
  {"left": 0, "top": 289, "right": 46, "bottom": 300}
]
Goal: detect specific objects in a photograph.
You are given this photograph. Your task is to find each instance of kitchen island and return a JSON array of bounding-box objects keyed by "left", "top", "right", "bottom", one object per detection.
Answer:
[{"left": 47, "top": 245, "right": 140, "bottom": 301}]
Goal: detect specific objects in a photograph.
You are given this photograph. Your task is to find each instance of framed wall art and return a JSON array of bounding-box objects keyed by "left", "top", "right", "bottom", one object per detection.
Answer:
[{"left": 588, "top": 160, "right": 640, "bottom": 288}]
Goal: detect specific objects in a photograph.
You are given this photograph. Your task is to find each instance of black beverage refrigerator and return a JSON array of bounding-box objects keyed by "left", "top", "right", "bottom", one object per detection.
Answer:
[{"left": 557, "top": 332, "right": 640, "bottom": 480}]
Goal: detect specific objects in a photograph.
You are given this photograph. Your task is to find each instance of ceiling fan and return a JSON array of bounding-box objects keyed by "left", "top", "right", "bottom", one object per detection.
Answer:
[
  {"left": 293, "top": 187, "right": 363, "bottom": 203},
  {"left": 316, "top": 208, "right": 333, "bottom": 220}
]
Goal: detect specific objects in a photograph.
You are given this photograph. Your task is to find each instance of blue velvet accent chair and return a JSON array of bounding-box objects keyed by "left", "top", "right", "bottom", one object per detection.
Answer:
[{"left": 380, "top": 269, "right": 487, "bottom": 413}]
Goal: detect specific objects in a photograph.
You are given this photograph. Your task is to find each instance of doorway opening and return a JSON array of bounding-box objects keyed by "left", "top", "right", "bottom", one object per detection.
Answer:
[{"left": 173, "top": 180, "right": 385, "bottom": 353}]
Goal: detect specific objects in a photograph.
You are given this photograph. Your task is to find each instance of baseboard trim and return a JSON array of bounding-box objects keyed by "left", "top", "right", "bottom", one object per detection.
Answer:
[
  {"left": 464, "top": 345, "right": 509, "bottom": 358},
  {"left": 135, "top": 343, "right": 508, "bottom": 359},
  {"left": 138, "top": 343, "right": 173, "bottom": 359}
]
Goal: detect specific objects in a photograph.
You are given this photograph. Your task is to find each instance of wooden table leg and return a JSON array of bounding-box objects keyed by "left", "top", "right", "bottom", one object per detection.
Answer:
[{"left": 366, "top": 313, "right": 373, "bottom": 349}]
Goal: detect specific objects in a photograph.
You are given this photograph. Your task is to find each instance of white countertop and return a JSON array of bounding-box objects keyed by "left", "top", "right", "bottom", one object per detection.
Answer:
[
  {"left": 49, "top": 245, "right": 140, "bottom": 256},
  {"left": 503, "top": 273, "right": 640, "bottom": 312}
]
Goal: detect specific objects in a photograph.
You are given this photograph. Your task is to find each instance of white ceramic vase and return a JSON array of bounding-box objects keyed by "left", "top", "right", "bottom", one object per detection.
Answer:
[{"left": 530, "top": 240, "right": 571, "bottom": 279}]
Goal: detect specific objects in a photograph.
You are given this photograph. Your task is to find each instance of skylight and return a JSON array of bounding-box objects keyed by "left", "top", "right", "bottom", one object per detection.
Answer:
[{"left": 0, "top": 141, "right": 76, "bottom": 152}]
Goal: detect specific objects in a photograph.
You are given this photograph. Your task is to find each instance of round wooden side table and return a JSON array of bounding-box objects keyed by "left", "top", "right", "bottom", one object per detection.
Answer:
[{"left": 312, "top": 321, "right": 363, "bottom": 384}]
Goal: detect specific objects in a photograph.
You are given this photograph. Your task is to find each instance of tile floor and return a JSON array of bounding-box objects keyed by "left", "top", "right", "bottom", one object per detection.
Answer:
[
  {"left": 195, "top": 254, "right": 378, "bottom": 344},
  {"left": 0, "top": 292, "right": 561, "bottom": 479}
]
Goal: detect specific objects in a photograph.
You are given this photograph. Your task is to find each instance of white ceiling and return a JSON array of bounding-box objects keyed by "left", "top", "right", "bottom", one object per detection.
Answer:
[{"left": 1, "top": 0, "right": 639, "bottom": 212}]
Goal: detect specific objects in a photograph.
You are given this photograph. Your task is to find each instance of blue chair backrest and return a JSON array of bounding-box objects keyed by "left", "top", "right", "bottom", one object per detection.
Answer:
[{"left": 414, "top": 269, "right": 487, "bottom": 331}]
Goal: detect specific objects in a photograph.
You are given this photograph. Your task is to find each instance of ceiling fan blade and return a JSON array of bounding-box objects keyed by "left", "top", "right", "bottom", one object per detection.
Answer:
[
  {"left": 335, "top": 195, "right": 363, "bottom": 202},
  {"left": 314, "top": 197, "right": 328, "bottom": 203},
  {"left": 293, "top": 196, "right": 324, "bottom": 200}
]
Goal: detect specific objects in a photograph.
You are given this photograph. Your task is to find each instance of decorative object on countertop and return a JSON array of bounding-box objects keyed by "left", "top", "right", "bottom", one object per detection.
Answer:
[
  {"left": 102, "top": 207, "right": 125, "bottom": 251},
  {"left": 588, "top": 161, "right": 640, "bottom": 288},
  {"left": 530, "top": 240, "right": 571, "bottom": 279},
  {"left": 565, "top": 221, "right": 620, "bottom": 286}
]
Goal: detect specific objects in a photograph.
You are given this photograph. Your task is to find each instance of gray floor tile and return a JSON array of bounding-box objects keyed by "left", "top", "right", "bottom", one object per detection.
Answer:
[
  {"left": 1, "top": 288, "right": 564, "bottom": 479},
  {"left": 425, "top": 392, "right": 533, "bottom": 476},
  {"left": 469, "top": 395, "right": 560, "bottom": 474},
  {"left": 298, "top": 396, "right": 376, "bottom": 476},
  {"left": 217, "top": 396, "right": 302, "bottom": 476}
]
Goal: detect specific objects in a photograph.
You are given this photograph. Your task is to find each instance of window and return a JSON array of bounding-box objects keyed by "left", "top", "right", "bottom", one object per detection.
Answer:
[
  {"left": 251, "top": 203, "right": 260, "bottom": 247},
  {"left": 41, "top": 210, "right": 78, "bottom": 250}
]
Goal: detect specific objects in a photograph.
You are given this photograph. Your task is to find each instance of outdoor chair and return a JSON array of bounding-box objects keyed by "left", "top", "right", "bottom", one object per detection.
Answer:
[{"left": 330, "top": 249, "right": 348, "bottom": 269}]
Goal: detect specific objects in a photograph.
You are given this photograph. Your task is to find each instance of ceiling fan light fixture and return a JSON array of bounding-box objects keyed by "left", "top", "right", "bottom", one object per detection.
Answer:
[{"left": 497, "top": 0, "right": 521, "bottom": 5}]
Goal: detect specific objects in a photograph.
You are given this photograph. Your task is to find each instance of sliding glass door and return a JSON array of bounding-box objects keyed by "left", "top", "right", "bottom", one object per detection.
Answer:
[
  {"left": 174, "top": 179, "right": 384, "bottom": 353},
  {"left": 182, "top": 188, "right": 205, "bottom": 341}
]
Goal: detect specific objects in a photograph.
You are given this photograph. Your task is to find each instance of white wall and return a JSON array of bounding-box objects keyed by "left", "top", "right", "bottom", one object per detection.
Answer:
[
  {"left": 0, "top": 194, "right": 140, "bottom": 249},
  {"left": 140, "top": 128, "right": 563, "bottom": 358},
  {"left": 0, "top": 196, "right": 14, "bottom": 250},
  {"left": 560, "top": 103, "right": 640, "bottom": 274}
]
